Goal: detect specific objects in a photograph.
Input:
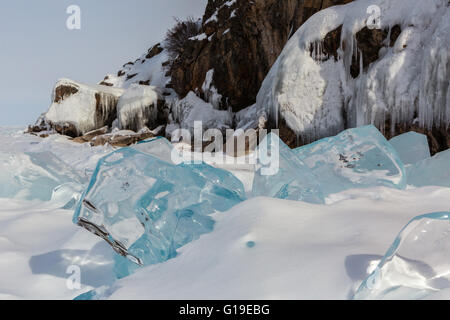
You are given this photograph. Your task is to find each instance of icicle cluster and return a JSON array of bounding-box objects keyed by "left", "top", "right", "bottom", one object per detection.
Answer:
[{"left": 257, "top": 0, "right": 449, "bottom": 142}]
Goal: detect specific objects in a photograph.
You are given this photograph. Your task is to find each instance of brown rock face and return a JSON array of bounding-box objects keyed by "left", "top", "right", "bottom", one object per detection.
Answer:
[
  {"left": 310, "top": 24, "right": 402, "bottom": 78},
  {"left": 94, "top": 93, "right": 121, "bottom": 129},
  {"left": 350, "top": 25, "right": 401, "bottom": 78},
  {"left": 170, "top": 0, "right": 353, "bottom": 112},
  {"left": 54, "top": 84, "right": 79, "bottom": 103}
]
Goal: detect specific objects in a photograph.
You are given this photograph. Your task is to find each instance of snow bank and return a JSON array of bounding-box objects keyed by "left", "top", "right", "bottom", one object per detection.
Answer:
[{"left": 257, "top": 0, "right": 449, "bottom": 141}]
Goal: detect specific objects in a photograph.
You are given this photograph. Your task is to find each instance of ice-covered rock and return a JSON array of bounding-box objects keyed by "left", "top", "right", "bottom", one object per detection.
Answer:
[
  {"left": 389, "top": 132, "right": 431, "bottom": 165},
  {"left": 252, "top": 133, "right": 324, "bottom": 204},
  {"left": 73, "top": 137, "right": 246, "bottom": 277},
  {"left": 406, "top": 149, "right": 450, "bottom": 188},
  {"left": 354, "top": 212, "right": 450, "bottom": 300},
  {"left": 293, "top": 125, "right": 407, "bottom": 196},
  {"left": 172, "top": 91, "right": 233, "bottom": 134},
  {"left": 117, "top": 85, "right": 165, "bottom": 132},
  {"left": 257, "top": 0, "right": 449, "bottom": 143},
  {"left": 44, "top": 79, "right": 125, "bottom": 136},
  {"left": 101, "top": 45, "right": 170, "bottom": 90}
]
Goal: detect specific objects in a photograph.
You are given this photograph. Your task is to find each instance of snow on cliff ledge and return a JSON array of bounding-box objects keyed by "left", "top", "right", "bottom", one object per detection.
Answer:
[{"left": 256, "top": 0, "right": 449, "bottom": 141}]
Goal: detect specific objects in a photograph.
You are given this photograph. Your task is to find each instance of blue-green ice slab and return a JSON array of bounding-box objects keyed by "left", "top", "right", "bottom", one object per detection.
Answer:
[{"left": 293, "top": 125, "right": 407, "bottom": 196}]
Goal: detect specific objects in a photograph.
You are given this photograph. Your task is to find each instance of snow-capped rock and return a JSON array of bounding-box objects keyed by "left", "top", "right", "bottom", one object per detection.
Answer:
[
  {"left": 117, "top": 84, "right": 167, "bottom": 132},
  {"left": 44, "top": 79, "right": 124, "bottom": 136},
  {"left": 257, "top": 0, "right": 449, "bottom": 149}
]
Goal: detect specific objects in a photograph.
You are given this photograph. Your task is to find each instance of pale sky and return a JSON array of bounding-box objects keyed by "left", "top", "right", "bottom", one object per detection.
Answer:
[{"left": 0, "top": 0, "right": 207, "bottom": 125}]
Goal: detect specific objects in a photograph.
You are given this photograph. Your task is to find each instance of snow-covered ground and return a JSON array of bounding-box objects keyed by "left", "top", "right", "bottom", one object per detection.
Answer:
[{"left": 0, "top": 127, "right": 449, "bottom": 300}]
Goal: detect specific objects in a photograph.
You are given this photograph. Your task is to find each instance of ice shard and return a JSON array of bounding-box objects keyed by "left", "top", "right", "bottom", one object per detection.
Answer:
[
  {"left": 252, "top": 133, "right": 324, "bottom": 204},
  {"left": 293, "top": 125, "right": 407, "bottom": 196},
  {"left": 0, "top": 150, "right": 87, "bottom": 201},
  {"left": 73, "top": 137, "right": 246, "bottom": 277},
  {"left": 389, "top": 132, "right": 431, "bottom": 165},
  {"left": 354, "top": 212, "right": 450, "bottom": 300},
  {"left": 406, "top": 149, "right": 450, "bottom": 188}
]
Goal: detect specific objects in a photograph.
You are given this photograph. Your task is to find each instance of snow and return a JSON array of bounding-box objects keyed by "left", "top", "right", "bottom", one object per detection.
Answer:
[
  {"left": 172, "top": 91, "right": 233, "bottom": 135},
  {"left": 256, "top": 0, "right": 449, "bottom": 141},
  {"left": 204, "top": 0, "right": 237, "bottom": 25},
  {"left": 201, "top": 69, "right": 222, "bottom": 109},
  {"left": 104, "top": 188, "right": 450, "bottom": 300},
  {"left": 104, "top": 49, "right": 170, "bottom": 90},
  {"left": 0, "top": 198, "right": 115, "bottom": 300},
  {"left": 189, "top": 33, "right": 208, "bottom": 41}
]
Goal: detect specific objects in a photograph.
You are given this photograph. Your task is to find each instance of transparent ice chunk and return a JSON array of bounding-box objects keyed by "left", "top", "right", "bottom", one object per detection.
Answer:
[
  {"left": 293, "top": 125, "right": 407, "bottom": 196},
  {"left": 0, "top": 150, "right": 86, "bottom": 201},
  {"left": 252, "top": 133, "right": 324, "bottom": 204},
  {"left": 354, "top": 212, "right": 450, "bottom": 300},
  {"left": 73, "top": 138, "right": 246, "bottom": 277},
  {"left": 51, "top": 182, "right": 84, "bottom": 209},
  {"left": 406, "top": 149, "right": 450, "bottom": 188},
  {"left": 389, "top": 132, "right": 430, "bottom": 165}
]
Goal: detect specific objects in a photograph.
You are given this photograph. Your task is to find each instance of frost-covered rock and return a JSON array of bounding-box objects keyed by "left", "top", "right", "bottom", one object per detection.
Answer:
[
  {"left": 173, "top": 91, "right": 233, "bottom": 134},
  {"left": 117, "top": 85, "right": 166, "bottom": 132},
  {"left": 257, "top": 0, "right": 449, "bottom": 144},
  {"left": 293, "top": 125, "right": 407, "bottom": 195},
  {"left": 170, "top": 0, "right": 352, "bottom": 112},
  {"left": 101, "top": 45, "right": 170, "bottom": 90},
  {"left": 355, "top": 211, "right": 450, "bottom": 300},
  {"left": 389, "top": 132, "right": 430, "bottom": 165},
  {"left": 252, "top": 133, "right": 324, "bottom": 204},
  {"left": 44, "top": 79, "right": 124, "bottom": 136},
  {"left": 201, "top": 69, "right": 223, "bottom": 110},
  {"left": 406, "top": 149, "right": 450, "bottom": 188},
  {"left": 73, "top": 137, "right": 246, "bottom": 277}
]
